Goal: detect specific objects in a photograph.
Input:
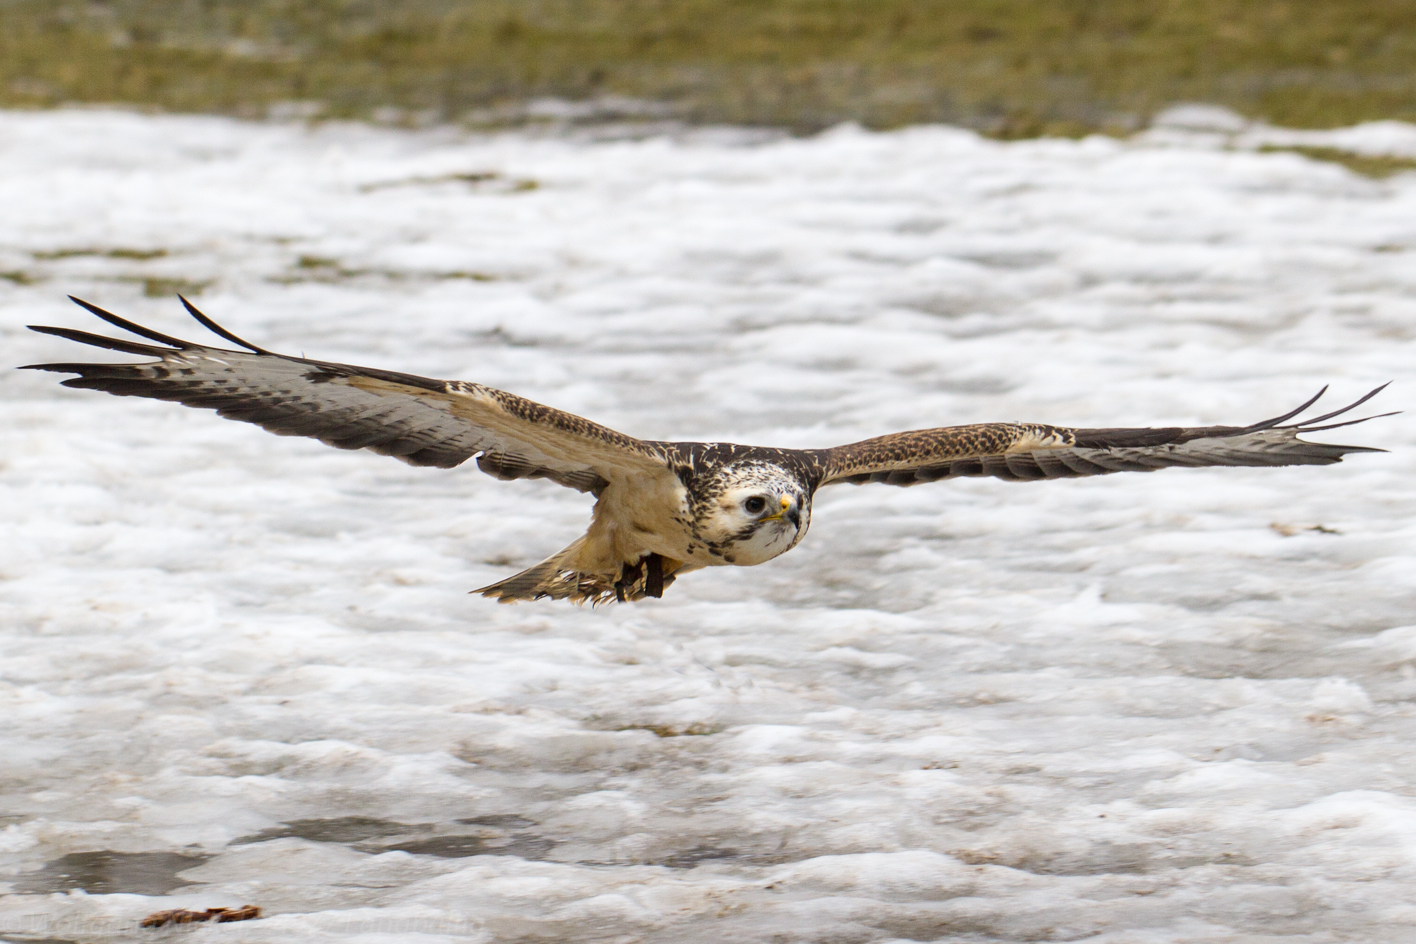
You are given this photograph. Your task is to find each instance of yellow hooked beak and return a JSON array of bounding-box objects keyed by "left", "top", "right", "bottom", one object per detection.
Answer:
[
  {"left": 762, "top": 495, "right": 791, "bottom": 520},
  {"left": 763, "top": 495, "right": 801, "bottom": 528}
]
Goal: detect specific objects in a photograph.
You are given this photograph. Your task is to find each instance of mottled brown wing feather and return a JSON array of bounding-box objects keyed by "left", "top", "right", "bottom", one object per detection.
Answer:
[
  {"left": 23, "top": 297, "right": 674, "bottom": 494},
  {"left": 811, "top": 387, "right": 1392, "bottom": 487}
]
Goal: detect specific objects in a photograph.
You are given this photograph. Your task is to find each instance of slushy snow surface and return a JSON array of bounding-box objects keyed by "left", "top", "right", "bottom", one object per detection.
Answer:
[{"left": 2, "top": 108, "right": 1415, "bottom": 943}]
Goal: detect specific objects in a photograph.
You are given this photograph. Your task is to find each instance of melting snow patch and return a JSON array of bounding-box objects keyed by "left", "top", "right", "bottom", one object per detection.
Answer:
[{"left": 1, "top": 107, "right": 1414, "bottom": 941}]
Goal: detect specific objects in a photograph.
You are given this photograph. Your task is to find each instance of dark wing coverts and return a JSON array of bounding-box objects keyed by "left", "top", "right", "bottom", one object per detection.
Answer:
[
  {"left": 24, "top": 296, "right": 671, "bottom": 494},
  {"left": 811, "top": 386, "right": 1391, "bottom": 487}
]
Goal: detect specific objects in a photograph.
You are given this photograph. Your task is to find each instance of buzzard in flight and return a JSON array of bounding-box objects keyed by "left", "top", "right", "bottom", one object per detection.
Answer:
[{"left": 25, "top": 297, "right": 1391, "bottom": 604}]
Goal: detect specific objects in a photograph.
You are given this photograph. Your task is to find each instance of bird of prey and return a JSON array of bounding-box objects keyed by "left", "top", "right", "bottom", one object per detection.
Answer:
[{"left": 25, "top": 297, "right": 1391, "bottom": 605}]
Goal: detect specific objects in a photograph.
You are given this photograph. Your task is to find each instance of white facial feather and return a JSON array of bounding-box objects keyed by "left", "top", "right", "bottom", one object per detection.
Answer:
[{"left": 695, "top": 464, "right": 811, "bottom": 566}]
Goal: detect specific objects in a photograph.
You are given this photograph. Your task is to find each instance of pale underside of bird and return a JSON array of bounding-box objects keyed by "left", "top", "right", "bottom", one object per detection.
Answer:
[{"left": 25, "top": 297, "right": 1393, "bottom": 605}]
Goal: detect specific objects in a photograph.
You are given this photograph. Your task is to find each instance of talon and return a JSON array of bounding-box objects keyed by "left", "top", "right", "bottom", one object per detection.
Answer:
[{"left": 615, "top": 558, "right": 644, "bottom": 602}]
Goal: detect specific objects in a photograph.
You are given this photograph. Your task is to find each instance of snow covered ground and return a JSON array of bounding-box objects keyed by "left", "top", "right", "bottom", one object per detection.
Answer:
[{"left": 1, "top": 106, "right": 1414, "bottom": 943}]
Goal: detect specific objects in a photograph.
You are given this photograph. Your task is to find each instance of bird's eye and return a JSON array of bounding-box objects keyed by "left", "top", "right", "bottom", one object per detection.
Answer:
[{"left": 744, "top": 496, "right": 767, "bottom": 515}]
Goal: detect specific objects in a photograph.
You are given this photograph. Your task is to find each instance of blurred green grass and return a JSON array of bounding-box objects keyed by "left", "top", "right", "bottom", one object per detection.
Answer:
[{"left": 3, "top": 0, "right": 1415, "bottom": 135}]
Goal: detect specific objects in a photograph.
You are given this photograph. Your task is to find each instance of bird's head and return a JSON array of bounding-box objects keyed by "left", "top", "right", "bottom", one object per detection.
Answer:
[{"left": 694, "top": 461, "right": 811, "bottom": 565}]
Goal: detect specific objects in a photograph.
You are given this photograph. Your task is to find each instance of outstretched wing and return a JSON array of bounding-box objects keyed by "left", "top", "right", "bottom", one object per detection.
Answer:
[
  {"left": 811, "top": 387, "right": 1393, "bottom": 487},
  {"left": 23, "top": 296, "right": 673, "bottom": 494}
]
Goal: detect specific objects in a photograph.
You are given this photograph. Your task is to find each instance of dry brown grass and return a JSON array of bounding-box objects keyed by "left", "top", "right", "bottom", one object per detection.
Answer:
[{"left": 3, "top": 1, "right": 1415, "bottom": 135}]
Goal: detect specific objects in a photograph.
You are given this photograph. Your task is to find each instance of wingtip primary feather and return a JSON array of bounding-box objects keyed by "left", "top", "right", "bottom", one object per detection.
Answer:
[
  {"left": 1243, "top": 385, "right": 1328, "bottom": 432},
  {"left": 1282, "top": 382, "right": 1392, "bottom": 429},
  {"left": 67, "top": 295, "right": 195, "bottom": 349},
  {"left": 23, "top": 323, "right": 175, "bottom": 358},
  {"left": 1296, "top": 410, "right": 1400, "bottom": 436},
  {"left": 178, "top": 295, "right": 272, "bottom": 355}
]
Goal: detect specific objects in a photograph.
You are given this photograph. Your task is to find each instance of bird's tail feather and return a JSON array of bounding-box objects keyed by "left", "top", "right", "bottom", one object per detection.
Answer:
[
  {"left": 474, "top": 539, "right": 681, "bottom": 605},
  {"left": 475, "top": 536, "right": 610, "bottom": 604}
]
